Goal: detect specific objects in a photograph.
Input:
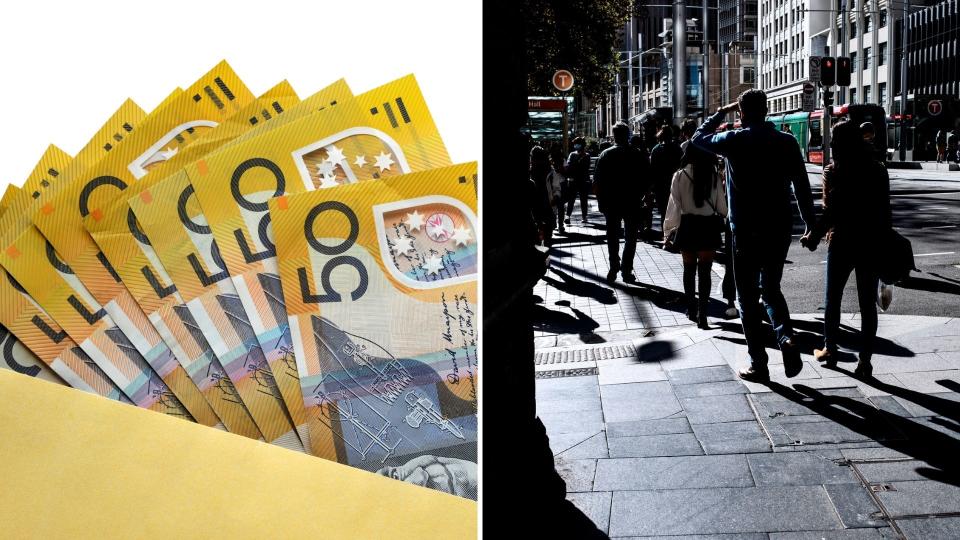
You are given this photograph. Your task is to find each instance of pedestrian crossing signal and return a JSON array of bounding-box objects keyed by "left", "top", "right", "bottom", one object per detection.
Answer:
[
  {"left": 836, "top": 57, "right": 851, "bottom": 87},
  {"left": 821, "top": 57, "right": 836, "bottom": 87}
]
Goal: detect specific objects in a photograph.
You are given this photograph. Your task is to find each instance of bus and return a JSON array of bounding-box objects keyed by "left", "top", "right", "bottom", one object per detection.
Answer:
[{"left": 786, "top": 104, "right": 888, "bottom": 164}]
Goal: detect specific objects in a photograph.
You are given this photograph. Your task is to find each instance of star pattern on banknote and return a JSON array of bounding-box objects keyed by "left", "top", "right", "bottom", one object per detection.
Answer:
[
  {"left": 374, "top": 151, "right": 395, "bottom": 172},
  {"left": 451, "top": 226, "right": 472, "bottom": 247},
  {"left": 423, "top": 255, "right": 444, "bottom": 275},
  {"left": 319, "top": 173, "right": 339, "bottom": 189},
  {"left": 325, "top": 145, "right": 346, "bottom": 167},
  {"left": 317, "top": 160, "right": 336, "bottom": 176},
  {"left": 354, "top": 154, "right": 367, "bottom": 168},
  {"left": 392, "top": 236, "right": 414, "bottom": 255},
  {"left": 405, "top": 210, "right": 425, "bottom": 231}
]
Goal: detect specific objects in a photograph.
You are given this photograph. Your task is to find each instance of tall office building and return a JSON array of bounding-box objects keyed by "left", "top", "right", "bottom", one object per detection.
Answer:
[
  {"left": 716, "top": 0, "right": 759, "bottom": 108},
  {"left": 758, "top": 0, "right": 830, "bottom": 113}
]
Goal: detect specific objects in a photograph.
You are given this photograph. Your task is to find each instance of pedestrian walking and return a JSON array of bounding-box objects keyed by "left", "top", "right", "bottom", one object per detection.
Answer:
[
  {"left": 692, "top": 89, "right": 816, "bottom": 382},
  {"left": 801, "top": 120, "right": 892, "bottom": 378},
  {"left": 549, "top": 143, "right": 569, "bottom": 235},
  {"left": 593, "top": 122, "right": 649, "bottom": 283},
  {"left": 631, "top": 133, "right": 656, "bottom": 238},
  {"left": 935, "top": 129, "right": 948, "bottom": 163},
  {"left": 663, "top": 142, "right": 728, "bottom": 329},
  {"left": 565, "top": 136, "right": 592, "bottom": 224},
  {"left": 529, "top": 145, "right": 560, "bottom": 247},
  {"left": 650, "top": 127, "right": 684, "bottom": 232}
]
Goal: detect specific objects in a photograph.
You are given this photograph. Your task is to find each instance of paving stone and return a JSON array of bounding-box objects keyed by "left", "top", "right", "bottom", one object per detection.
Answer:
[
  {"left": 674, "top": 380, "right": 750, "bottom": 398},
  {"left": 768, "top": 530, "right": 890, "bottom": 539},
  {"left": 536, "top": 396, "right": 603, "bottom": 415},
  {"left": 840, "top": 447, "right": 914, "bottom": 462},
  {"left": 856, "top": 460, "right": 932, "bottom": 483},
  {"left": 536, "top": 375, "right": 601, "bottom": 401},
  {"left": 607, "top": 433, "right": 704, "bottom": 458},
  {"left": 873, "top": 480, "right": 960, "bottom": 517},
  {"left": 598, "top": 361, "right": 668, "bottom": 385},
  {"left": 747, "top": 452, "right": 858, "bottom": 486},
  {"left": 634, "top": 335, "right": 697, "bottom": 363},
  {"left": 893, "top": 335, "right": 960, "bottom": 355},
  {"left": 867, "top": 395, "right": 914, "bottom": 417},
  {"left": 607, "top": 417, "right": 693, "bottom": 438},
  {"left": 540, "top": 409, "right": 605, "bottom": 436},
  {"left": 893, "top": 370, "right": 960, "bottom": 394},
  {"left": 550, "top": 431, "right": 604, "bottom": 455},
  {"left": 594, "top": 454, "right": 753, "bottom": 491},
  {"left": 557, "top": 431, "right": 609, "bottom": 459},
  {"left": 657, "top": 339, "right": 729, "bottom": 370},
  {"left": 681, "top": 394, "right": 757, "bottom": 425},
  {"left": 600, "top": 382, "right": 683, "bottom": 423},
  {"left": 823, "top": 483, "right": 887, "bottom": 528},
  {"left": 897, "top": 517, "right": 960, "bottom": 540},
  {"left": 615, "top": 535, "right": 767, "bottom": 540},
  {"left": 666, "top": 366, "right": 738, "bottom": 385},
  {"left": 567, "top": 491, "right": 612, "bottom": 534},
  {"left": 891, "top": 392, "right": 960, "bottom": 418},
  {"left": 554, "top": 457, "right": 596, "bottom": 492},
  {"left": 692, "top": 421, "right": 772, "bottom": 454},
  {"left": 609, "top": 485, "right": 842, "bottom": 536},
  {"left": 869, "top": 353, "right": 958, "bottom": 375}
]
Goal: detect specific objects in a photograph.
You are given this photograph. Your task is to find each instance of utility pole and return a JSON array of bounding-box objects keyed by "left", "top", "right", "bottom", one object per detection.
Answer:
[
  {"left": 627, "top": 21, "right": 634, "bottom": 122},
  {"left": 899, "top": 0, "right": 909, "bottom": 161},
  {"left": 703, "top": 0, "right": 710, "bottom": 118},
  {"left": 823, "top": 89, "right": 832, "bottom": 165},
  {"left": 674, "top": 0, "right": 688, "bottom": 124}
]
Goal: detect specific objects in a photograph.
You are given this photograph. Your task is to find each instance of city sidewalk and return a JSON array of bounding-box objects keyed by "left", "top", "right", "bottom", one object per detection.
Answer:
[{"left": 535, "top": 202, "right": 960, "bottom": 539}]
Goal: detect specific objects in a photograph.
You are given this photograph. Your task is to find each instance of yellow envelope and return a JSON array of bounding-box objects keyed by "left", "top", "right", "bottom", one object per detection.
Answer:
[
  {"left": 185, "top": 75, "right": 451, "bottom": 449},
  {"left": 0, "top": 370, "right": 476, "bottom": 539},
  {"left": 270, "top": 163, "right": 478, "bottom": 498},
  {"left": 31, "top": 61, "right": 254, "bottom": 430}
]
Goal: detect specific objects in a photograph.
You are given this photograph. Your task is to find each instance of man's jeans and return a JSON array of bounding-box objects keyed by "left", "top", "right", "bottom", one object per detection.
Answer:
[
  {"left": 732, "top": 229, "right": 794, "bottom": 367},
  {"left": 824, "top": 237, "right": 879, "bottom": 355},
  {"left": 605, "top": 211, "right": 638, "bottom": 275}
]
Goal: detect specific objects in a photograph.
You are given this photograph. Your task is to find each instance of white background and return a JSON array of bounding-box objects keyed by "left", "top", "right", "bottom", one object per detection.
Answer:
[{"left": 0, "top": 0, "right": 481, "bottom": 187}]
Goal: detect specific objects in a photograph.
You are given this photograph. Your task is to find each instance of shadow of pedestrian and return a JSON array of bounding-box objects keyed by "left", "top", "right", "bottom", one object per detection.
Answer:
[
  {"left": 543, "top": 268, "right": 617, "bottom": 305},
  {"left": 762, "top": 380, "right": 960, "bottom": 488},
  {"left": 548, "top": 231, "right": 607, "bottom": 246},
  {"left": 531, "top": 304, "right": 600, "bottom": 336},
  {"left": 824, "top": 364, "right": 960, "bottom": 425},
  {"left": 712, "top": 318, "right": 915, "bottom": 359},
  {"left": 898, "top": 275, "right": 960, "bottom": 296},
  {"left": 637, "top": 340, "right": 676, "bottom": 363}
]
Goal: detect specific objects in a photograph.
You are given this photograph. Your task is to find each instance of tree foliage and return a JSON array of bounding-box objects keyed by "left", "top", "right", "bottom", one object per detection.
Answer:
[{"left": 522, "top": 0, "right": 632, "bottom": 102}]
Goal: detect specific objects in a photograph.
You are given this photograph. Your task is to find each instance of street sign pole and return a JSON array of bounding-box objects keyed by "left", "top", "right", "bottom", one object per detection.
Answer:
[{"left": 823, "top": 86, "right": 832, "bottom": 166}]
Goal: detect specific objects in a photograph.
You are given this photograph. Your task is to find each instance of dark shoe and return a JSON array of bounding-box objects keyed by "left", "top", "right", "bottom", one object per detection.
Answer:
[
  {"left": 697, "top": 315, "right": 710, "bottom": 330},
  {"left": 813, "top": 347, "right": 837, "bottom": 367},
  {"left": 685, "top": 299, "right": 698, "bottom": 322},
  {"left": 606, "top": 268, "right": 618, "bottom": 283},
  {"left": 781, "top": 338, "right": 803, "bottom": 378},
  {"left": 564, "top": 217, "right": 571, "bottom": 225},
  {"left": 738, "top": 366, "right": 770, "bottom": 382},
  {"left": 854, "top": 353, "right": 873, "bottom": 378},
  {"left": 622, "top": 272, "right": 637, "bottom": 283},
  {"left": 558, "top": 227, "right": 565, "bottom": 235}
]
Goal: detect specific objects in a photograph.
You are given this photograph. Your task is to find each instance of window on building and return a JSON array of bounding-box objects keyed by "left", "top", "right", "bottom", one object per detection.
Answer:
[
  {"left": 851, "top": 51, "right": 857, "bottom": 70},
  {"left": 864, "top": 86, "right": 872, "bottom": 103},
  {"left": 851, "top": 21, "right": 857, "bottom": 39},
  {"left": 880, "top": 10, "right": 887, "bottom": 28},
  {"left": 880, "top": 82, "right": 887, "bottom": 104},
  {"left": 850, "top": 88, "right": 857, "bottom": 103},
  {"left": 743, "top": 67, "right": 757, "bottom": 85},
  {"left": 865, "top": 15, "right": 871, "bottom": 34},
  {"left": 879, "top": 42, "right": 887, "bottom": 66},
  {"left": 864, "top": 46, "right": 871, "bottom": 69}
]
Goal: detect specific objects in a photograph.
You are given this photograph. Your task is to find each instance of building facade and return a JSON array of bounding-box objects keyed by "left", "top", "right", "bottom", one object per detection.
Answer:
[
  {"left": 832, "top": 0, "right": 897, "bottom": 112},
  {"left": 758, "top": 0, "right": 830, "bottom": 114}
]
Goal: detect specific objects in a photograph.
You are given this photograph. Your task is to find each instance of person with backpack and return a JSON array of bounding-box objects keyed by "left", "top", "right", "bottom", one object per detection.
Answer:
[
  {"left": 594, "top": 122, "right": 650, "bottom": 283},
  {"left": 801, "top": 120, "right": 892, "bottom": 378},
  {"left": 663, "top": 142, "right": 728, "bottom": 329},
  {"left": 692, "top": 89, "right": 816, "bottom": 382},
  {"left": 650, "top": 127, "right": 684, "bottom": 232},
  {"left": 565, "top": 136, "right": 592, "bottom": 224}
]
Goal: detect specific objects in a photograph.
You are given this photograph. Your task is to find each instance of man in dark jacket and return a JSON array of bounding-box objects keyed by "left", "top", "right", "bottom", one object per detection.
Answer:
[
  {"left": 692, "top": 89, "right": 816, "bottom": 382},
  {"left": 649, "top": 127, "right": 683, "bottom": 231},
  {"left": 565, "top": 136, "right": 592, "bottom": 224},
  {"left": 594, "top": 122, "right": 650, "bottom": 283}
]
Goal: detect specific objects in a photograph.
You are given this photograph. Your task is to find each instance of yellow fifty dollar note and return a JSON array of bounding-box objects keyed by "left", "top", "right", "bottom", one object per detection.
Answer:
[
  {"left": 269, "top": 163, "right": 478, "bottom": 498},
  {"left": 32, "top": 61, "right": 254, "bottom": 430},
  {"left": 184, "top": 75, "right": 450, "bottom": 449},
  {"left": 82, "top": 82, "right": 303, "bottom": 440}
]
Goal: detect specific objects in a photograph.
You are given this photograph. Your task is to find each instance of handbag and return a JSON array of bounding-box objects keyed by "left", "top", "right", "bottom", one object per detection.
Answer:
[{"left": 878, "top": 228, "right": 917, "bottom": 284}]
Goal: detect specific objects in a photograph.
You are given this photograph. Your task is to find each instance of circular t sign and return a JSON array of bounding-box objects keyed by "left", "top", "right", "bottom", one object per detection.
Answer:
[
  {"left": 928, "top": 100, "right": 943, "bottom": 116},
  {"left": 553, "top": 70, "right": 574, "bottom": 92}
]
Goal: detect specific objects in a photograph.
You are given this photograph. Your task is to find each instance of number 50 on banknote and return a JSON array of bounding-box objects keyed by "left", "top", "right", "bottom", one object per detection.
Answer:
[{"left": 269, "top": 163, "right": 478, "bottom": 499}]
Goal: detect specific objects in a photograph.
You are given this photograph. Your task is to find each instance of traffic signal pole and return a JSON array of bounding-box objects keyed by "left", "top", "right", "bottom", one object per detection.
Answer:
[
  {"left": 899, "top": 0, "right": 909, "bottom": 162},
  {"left": 823, "top": 88, "right": 832, "bottom": 165}
]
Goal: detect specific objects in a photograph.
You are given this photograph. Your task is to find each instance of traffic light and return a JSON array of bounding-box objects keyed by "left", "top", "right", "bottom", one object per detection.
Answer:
[
  {"left": 823, "top": 88, "right": 834, "bottom": 107},
  {"left": 821, "top": 57, "right": 836, "bottom": 86},
  {"left": 836, "top": 57, "right": 851, "bottom": 86}
]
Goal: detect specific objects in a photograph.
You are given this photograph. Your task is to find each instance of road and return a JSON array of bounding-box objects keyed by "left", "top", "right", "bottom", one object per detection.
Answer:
[{"left": 782, "top": 166, "right": 960, "bottom": 318}]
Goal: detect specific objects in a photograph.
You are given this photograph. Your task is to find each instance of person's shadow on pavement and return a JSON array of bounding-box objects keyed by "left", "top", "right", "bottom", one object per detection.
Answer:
[
  {"left": 763, "top": 380, "right": 960, "bottom": 487},
  {"left": 543, "top": 267, "right": 617, "bottom": 305}
]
